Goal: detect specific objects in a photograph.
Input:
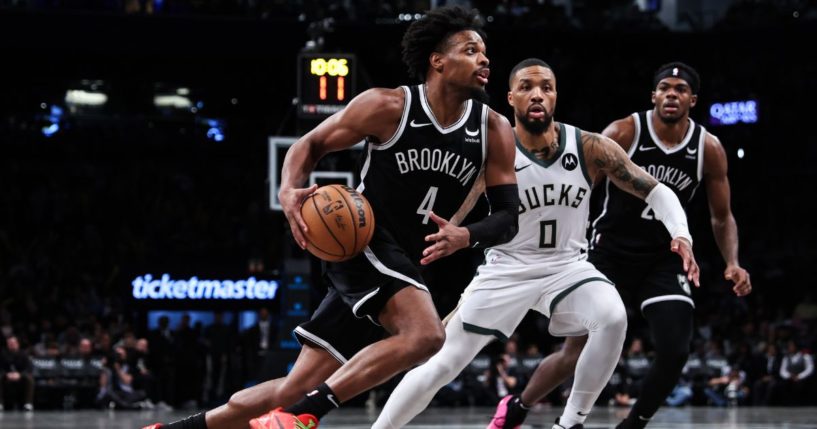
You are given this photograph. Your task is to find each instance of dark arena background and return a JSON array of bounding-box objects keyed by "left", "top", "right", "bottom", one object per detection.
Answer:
[{"left": 1, "top": 1, "right": 816, "bottom": 428}]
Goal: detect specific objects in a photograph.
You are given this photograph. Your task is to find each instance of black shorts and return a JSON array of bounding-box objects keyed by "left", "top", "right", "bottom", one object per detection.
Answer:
[
  {"left": 588, "top": 247, "right": 695, "bottom": 314},
  {"left": 294, "top": 225, "right": 428, "bottom": 363}
]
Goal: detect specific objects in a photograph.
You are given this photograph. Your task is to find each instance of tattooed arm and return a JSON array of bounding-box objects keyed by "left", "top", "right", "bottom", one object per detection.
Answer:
[
  {"left": 582, "top": 130, "right": 700, "bottom": 285},
  {"left": 449, "top": 170, "right": 486, "bottom": 226},
  {"left": 581, "top": 131, "right": 656, "bottom": 198}
]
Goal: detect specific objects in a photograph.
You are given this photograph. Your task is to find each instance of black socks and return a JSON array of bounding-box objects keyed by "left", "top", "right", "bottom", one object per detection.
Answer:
[
  {"left": 164, "top": 412, "right": 207, "bottom": 429},
  {"left": 285, "top": 383, "right": 340, "bottom": 420}
]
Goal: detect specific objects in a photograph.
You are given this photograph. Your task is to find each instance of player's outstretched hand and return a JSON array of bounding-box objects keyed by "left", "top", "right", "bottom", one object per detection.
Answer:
[
  {"left": 725, "top": 265, "right": 751, "bottom": 297},
  {"left": 421, "top": 211, "right": 470, "bottom": 265},
  {"left": 671, "top": 237, "right": 700, "bottom": 287},
  {"left": 279, "top": 184, "right": 318, "bottom": 249}
]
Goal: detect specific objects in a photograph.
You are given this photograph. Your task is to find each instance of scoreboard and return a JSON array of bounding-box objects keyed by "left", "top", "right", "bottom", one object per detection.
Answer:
[{"left": 297, "top": 53, "right": 356, "bottom": 119}]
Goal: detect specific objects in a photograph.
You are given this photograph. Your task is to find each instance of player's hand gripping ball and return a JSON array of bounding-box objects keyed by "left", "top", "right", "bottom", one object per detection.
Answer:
[{"left": 299, "top": 184, "right": 375, "bottom": 262}]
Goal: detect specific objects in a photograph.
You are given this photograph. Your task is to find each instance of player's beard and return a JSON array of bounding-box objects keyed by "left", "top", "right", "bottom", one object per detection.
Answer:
[
  {"left": 516, "top": 109, "right": 552, "bottom": 135},
  {"left": 469, "top": 86, "right": 490, "bottom": 104}
]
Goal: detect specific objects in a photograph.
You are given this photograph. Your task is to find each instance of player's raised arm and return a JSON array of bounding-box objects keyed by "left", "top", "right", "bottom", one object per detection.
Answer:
[
  {"left": 279, "top": 88, "right": 404, "bottom": 248},
  {"left": 582, "top": 130, "right": 699, "bottom": 286}
]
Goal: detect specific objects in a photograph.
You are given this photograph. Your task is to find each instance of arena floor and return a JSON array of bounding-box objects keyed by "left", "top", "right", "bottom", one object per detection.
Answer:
[{"left": 0, "top": 407, "right": 815, "bottom": 428}]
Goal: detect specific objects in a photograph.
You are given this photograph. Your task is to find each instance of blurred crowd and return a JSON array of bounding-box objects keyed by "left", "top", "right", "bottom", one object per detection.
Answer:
[
  {"left": 0, "top": 306, "right": 287, "bottom": 411},
  {"left": 3, "top": 297, "right": 813, "bottom": 411}
]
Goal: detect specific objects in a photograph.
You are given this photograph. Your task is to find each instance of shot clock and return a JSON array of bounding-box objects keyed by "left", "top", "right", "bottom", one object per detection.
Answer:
[{"left": 297, "top": 53, "right": 356, "bottom": 119}]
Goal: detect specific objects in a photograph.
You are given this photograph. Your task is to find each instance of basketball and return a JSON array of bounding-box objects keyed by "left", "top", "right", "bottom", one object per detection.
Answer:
[{"left": 300, "top": 184, "right": 375, "bottom": 262}]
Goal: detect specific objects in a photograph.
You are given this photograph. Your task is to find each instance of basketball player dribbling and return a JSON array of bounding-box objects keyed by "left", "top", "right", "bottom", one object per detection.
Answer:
[
  {"left": 372, "top": 58, "right": 699, "bottom": 429},
  {"left": 143, "top": 6, "right": 519, "bottom": 429},
  {"left": 486, "top": 62, "right": 752, "bottom": 429}
]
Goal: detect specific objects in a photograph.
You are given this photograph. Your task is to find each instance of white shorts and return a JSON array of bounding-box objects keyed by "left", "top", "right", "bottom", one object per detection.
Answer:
[{"left": 457, "top": 259, "right": 616, "bottom": 339}]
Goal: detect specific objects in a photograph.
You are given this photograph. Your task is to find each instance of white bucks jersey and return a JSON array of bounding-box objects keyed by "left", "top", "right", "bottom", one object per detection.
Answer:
[{"left": 488, "top": 123, "right": 591, "bottom": 268}]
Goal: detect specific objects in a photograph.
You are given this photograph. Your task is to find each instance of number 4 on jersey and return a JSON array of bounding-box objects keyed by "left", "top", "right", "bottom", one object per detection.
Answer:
[
  {"left": 417, "top": 186, "right": 439, "bottom": 224},
  {"left": 641, "top": 206, "right": 655, "bottom": 220}
]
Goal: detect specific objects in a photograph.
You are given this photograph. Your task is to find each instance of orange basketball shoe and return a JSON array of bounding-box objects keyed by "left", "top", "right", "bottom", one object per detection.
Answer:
[{"left": 249, "top": 408, "right": 319, "bottom": 429}]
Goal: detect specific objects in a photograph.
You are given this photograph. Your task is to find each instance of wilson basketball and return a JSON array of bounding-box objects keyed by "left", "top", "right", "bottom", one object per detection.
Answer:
[{"left": 300, "top": 184, "right": 375, "bottom": 262}]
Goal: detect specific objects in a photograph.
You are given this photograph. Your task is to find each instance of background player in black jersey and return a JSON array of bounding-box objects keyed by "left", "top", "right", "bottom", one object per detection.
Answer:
[
  {"left": 142, "top": 6, "right": 518, "bottom": 429},
  {"left": 492, "top": 62, "right": 752, "bottom": 429},
  {"left": 594, "top": 62, "right": 751, "bottom": 429}
]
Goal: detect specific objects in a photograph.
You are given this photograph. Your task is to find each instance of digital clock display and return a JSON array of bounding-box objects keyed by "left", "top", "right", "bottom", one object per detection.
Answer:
[{"left": 298, "top": 53, "right": 356, "bottom": 119}]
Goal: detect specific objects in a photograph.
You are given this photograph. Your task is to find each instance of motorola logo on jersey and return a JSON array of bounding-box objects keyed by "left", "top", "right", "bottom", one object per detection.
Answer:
[{"left": 561, "top": 153, "right": 578, "bottom": 171}]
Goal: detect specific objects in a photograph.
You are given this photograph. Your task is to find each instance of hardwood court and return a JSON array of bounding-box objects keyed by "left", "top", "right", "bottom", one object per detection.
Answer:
[{"left": 0, "top": 406, "right": 815, "bottom": 428}]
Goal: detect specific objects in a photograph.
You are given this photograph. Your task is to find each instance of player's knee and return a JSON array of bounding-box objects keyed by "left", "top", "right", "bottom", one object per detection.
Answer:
[
  {"left": 605, "top": 301, "right": 628, "bottom": 334},
  {"left": 591, "top": 297, "right": 627, "bottom": 335},
  {"left": 419, "top": 326, "right": 446, "bottom": 358},
  {"left": 227, "top": 390, "right": 255, "bottom": 414},
  {"left": 405, "top": 325, "right": 445, "bottom": 362}
]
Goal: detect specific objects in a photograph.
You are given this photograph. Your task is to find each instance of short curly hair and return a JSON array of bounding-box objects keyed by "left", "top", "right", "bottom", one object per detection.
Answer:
[{"left": 401, "top": 6, "right": 486, "bottom": 82}]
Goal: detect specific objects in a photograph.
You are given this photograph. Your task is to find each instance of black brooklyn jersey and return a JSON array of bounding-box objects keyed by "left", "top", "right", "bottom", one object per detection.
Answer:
[
  {"left": 358, "top": 84, "right": 488, "bottom": 262},
  {"left": 590, "top": 110, "right": 705, "bottom": 255}
]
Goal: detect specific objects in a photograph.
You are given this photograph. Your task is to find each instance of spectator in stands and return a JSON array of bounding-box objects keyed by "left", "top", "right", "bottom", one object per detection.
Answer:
[
  {"left": 704, "top": 366, "right": 747, "bottom": 407},
  {"left": 148, "top": 315, "right": 175, "bottom": 407},
  {"left": 242, "top": 307, "right": 274, "bottom": 383},
  {"left": 751, "top": 342, "right": 781, "bottom": 405},
  {"left": 130, "top": 338, "right": 167, "bottom": 410},
  {"left": 174, "top": 314, "right": 204, "bottom": 409},
  {"left": 204, "top": 312, "right": 232, "bottom": 403},
  {"left": 776, "top": 339, "right": 814, "bottom": 405},
  {"left": 614, "top": 338, "right": 650, "bottom": 406},
  {"left": 483, "top": 353, "right": 521, "bottom": 406},
  {"left": 96, "top": 345, "right": 148, "bottom": 409},
  {"left": 0, "top": 336, "right": 34, "bottom": 411}
]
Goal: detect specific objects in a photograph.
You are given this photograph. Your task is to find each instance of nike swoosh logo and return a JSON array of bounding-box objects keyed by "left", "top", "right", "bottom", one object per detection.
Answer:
[
  {"left": 327, "top": 394, "right": 339, "bottom": 407},
  {"left": 638, "top": 146, "right": 657, "bottom": 151},
  {"left": 465, "top": 127, "right": 479, "bottom": 137},
  {"left": 686, "top": 147, "right": 698, "bottom": 154},
  {"left": 514, "top": 164, "right": 532, "bottom": 172},
  {"left": 410, "top": 120, "right": 432, "bottom": 128},
  {"left": 293, "top": 418, "right": 316, "bottom": 429},
  {"left": 577, "top": 411, "right": 590, "bottom": 416}
]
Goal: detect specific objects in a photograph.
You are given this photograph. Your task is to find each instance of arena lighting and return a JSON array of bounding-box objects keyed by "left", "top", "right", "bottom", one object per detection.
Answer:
[
  {"left": 41, "top": 105, "right": 63, "bottom": 137},
  {"left": 709, "top": 100, "right": 758, "bottom": 126},
  {"left": 200, "top": 118, "right": 226, "bottom": 142},
  {"left": 131, "top": 273, "right": 278, "bottom": 300},
  {"left": 41, "top": 123, "right": 59, "bottom": 137},
  {"left": 153, "top": 94, "right": 192, "bottom": 108},
  {"left": 65, "top": 89, "right": 108, "bottom": 106}
]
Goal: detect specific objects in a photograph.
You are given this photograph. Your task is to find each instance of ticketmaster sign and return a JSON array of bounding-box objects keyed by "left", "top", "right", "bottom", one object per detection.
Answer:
[{"left": 132, "top": 274, "right": 279, "bottom": 300}]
